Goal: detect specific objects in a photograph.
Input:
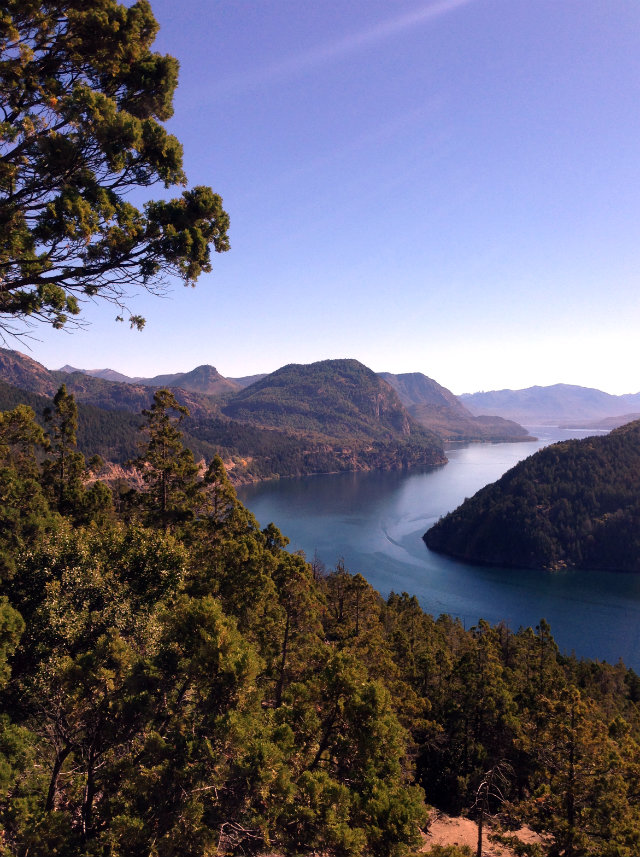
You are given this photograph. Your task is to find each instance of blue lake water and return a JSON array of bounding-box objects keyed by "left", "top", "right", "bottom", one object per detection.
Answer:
[{"left": 238, "top": 426, "right": 640, "bottom": 671}]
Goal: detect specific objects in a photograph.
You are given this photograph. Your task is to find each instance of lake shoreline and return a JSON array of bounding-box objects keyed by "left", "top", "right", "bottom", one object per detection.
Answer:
[{"left": 239, "top": 427, "right": 640, "bottom": 671}]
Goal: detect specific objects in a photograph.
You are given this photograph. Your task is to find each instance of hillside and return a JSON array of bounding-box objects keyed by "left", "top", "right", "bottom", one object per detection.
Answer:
[
  {"left": 461, "top": 383, "right": 640, "bottom": 425},
  {"left": 222, "top": 359, "right": 444, "bottom": 443},
  {"left": 0, "top": 348, "right": 56, "bottom": 395},
  {"left": 3, "top": 349, "right": 230, "bottom": 422},
  {"left": 224, "top": 359, "right": 417, "bottom": 439},
  {"left": 0, "top": 379, "right": 143, "bottom": 464},
  {"left": 380, "top": 372, "right": 531, "bottom": 442},
  {"left": 221, "top": 359, "right": 446, "bottom": 470},
  {"left": 424, "top": 420, "right": 640, "bottom": 571},
  {"left": 1, "top": 351, "right": 446, "bottom": 480}
]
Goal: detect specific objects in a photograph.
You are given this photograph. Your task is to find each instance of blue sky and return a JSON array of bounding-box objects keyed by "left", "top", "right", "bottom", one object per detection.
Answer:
[{"left": 28, "top": 0, "right": 640, "bottom": 394}]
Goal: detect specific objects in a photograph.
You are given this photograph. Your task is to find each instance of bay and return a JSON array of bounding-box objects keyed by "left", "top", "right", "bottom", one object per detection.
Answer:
[{"left": 238, "top": 426, "right": 640, "bottom": 671}]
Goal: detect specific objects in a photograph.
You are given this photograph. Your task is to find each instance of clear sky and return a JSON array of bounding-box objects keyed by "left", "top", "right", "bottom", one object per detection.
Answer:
[{"left": 25, "top": 0, "right": 640, "bottom": 395}]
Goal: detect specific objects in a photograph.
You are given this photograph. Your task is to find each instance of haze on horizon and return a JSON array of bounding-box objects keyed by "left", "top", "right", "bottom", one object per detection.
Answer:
[{"left": 23, "top": 0, "right": 640, "bottom": 398}]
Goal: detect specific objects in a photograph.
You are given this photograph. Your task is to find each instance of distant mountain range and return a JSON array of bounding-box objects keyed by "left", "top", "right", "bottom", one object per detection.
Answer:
[
  {"left": 461, "top": 383, "right": 640, "bottom": 425},
  {"left": 10, "top": 349, "right": 639, "bottom": 484},
  {"left": 59, "top": 363, "right": 241, "bottom": 396},
  {"left": 379, "top": 372, "right": 529, "bottom": 442}
]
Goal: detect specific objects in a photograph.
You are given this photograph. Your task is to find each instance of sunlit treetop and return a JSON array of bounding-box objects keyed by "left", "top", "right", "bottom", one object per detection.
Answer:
[{"left": 0, "top": 0, "right": 230, "bottom": 337}]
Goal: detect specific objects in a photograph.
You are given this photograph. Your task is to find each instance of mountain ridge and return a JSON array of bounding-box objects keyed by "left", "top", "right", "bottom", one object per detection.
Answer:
[
  {"left": 59, "top": 362, "right": 240, "bottom": 396},
  {"left": 55, "top": 358, "right": 532, "bottom": 442},
  {"left": 380, "top": 371, "right": 532, "bottom": 442},
  {"left": 461, "top": 383, "right": 640, "bottom": 425},
  {"left": 2, "top": 350, "right": 447, "bottom": 480}
]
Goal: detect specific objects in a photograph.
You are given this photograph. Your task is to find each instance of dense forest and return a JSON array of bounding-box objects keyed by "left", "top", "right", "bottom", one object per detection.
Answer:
[
  {"left": 1, "top": 387, "right": 640, "bottom": 856},
  {"left": 424, "top": 420, "right": 640, "bottom": 571}
]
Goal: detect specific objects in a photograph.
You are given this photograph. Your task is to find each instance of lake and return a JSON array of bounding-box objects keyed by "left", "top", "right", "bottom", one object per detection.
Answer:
[{"left": 238, "top": 426, "right": 640, "bottom": 671}]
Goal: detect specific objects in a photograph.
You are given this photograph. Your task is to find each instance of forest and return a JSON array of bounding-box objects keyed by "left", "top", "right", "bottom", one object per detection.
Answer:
[
  {"left": 425, "top": 420, "right": 640, "bottom": 571},
  {"left": 1, "top": 386, "right": 640, "bottom": 856}
]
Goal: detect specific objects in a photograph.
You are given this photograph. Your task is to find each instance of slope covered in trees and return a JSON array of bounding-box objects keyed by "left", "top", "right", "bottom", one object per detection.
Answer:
[
  {"left": 1, "top": 388, "right": 640, "bottom": 856},
  {"left": 425, "top": 420, "right": 640, "bottom": 571},
  {"left": 380, "top": 372, "right": 532, "bottom": 442},
  {"left": 0, "top": 350, "right": 448, "bottom": 480}
]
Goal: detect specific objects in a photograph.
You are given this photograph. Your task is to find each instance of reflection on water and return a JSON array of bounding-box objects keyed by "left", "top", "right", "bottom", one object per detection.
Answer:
[{"left": 238, "top": 427, "right": 640, "bottom": 670}]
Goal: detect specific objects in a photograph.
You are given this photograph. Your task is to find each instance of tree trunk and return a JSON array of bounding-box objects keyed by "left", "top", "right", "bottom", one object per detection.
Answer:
[{"left": 45, "top": 744, "right": 72, "bottom": 812}]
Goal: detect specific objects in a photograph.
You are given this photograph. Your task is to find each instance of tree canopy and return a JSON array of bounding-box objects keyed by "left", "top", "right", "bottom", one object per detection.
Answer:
[
  {"left": 0, "top": 387, "right": 640, "bottom": 855},
  {"left": 0, "top": 0, "right": 230, "bottom": 335},
  {"left": 425, "top": 420, "right": 640, "bottom": 571}
]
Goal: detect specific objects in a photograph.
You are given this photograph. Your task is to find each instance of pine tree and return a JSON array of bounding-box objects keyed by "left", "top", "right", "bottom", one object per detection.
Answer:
[
  {"left": 42, "top": 384, "right": 84, "bottom": 513},
  {"left": 0, "top": 0, "right": 229, "bottom": 334},
  {"left": 135, "top": 388, "right": 200, "bottom": 530}
]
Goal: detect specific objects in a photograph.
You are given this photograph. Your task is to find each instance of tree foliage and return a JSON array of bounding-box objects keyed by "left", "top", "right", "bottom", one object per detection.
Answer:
[
  {"left": 0, "top": 0, "right": 229, "bottom": 334},
  {"left": 134, "top": 387, "right": 200, "bottom": 530},
  {"left": 425, "top": 420, "right": 640, "bottom": 571},
  {"left": 1, "top": 389, "right": 640, "bottom": 855}
]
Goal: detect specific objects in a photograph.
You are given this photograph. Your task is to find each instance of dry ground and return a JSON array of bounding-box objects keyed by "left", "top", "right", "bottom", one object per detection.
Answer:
[{"left": 422, "top": 810, "right": 544, "bottom": 856}]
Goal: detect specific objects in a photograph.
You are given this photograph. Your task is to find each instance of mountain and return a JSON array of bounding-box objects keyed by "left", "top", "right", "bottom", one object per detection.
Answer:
[
  {"left": 225, "top": 359, "right": 422, "bottom": 439},
  {"left": 59, "top": 365, "right": 136, "bottom": 384},
  {"left": 0, "top": 348, "right": 57, "bottom": 395},
  {"left": 461, "top": 383, "right": 640, "bottom": 425},
  {"left": 1, "top": 350, "right": 446, "bottom": 480},
  {"left": 58, "top": 361, "right": 241, "bottom": 396},
  {"left": 424, "top": 420, "right": 640, "bottom": 571},
  {"left": 221, "top": 359, "right": 446, "bottom": 467},
  {"left": 379, "top": 372, "right": 532, "bottom": 442},
  {"left": 134, "top": 365, "right": 241, "bottom": 395}
]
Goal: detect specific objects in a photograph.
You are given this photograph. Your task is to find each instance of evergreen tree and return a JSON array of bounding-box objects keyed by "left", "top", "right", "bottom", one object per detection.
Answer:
[
  {"left": 135, "top": 388, "right": 200, "bottom": 530},
  {"left": 41, "top": 384, "right": 113, "bottom": 524},
  {"left": 42, "top": 384, "right": 85, "bottom": 513},
  {"left": 0, "top": 0, "right": 229, "bottom": 334},
  {"left": 0, "top": 404, "right": 53, "bottom": 581}
]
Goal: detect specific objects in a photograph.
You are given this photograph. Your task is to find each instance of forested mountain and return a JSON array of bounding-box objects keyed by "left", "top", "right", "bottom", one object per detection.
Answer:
[
  {"left": 0, "top": 351, "right": 447, "bottom": 481},
  {"left": 425, "top": 419, "right": 640, "bottom": 571},
  {"left": 220, "top": 359, "right": 446, "bottom": 472},
  {"left": 461, "top": 383, "right": 640, "bottom": 425},
  {"left": 1, "top": 387, "right": 640, "bottom": 856},
  {"left": 380, "top": 372, "right": 531, "bottom": 442},
  {"left": 224, "top": 359, "right": 423, "bottom": 440}
]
